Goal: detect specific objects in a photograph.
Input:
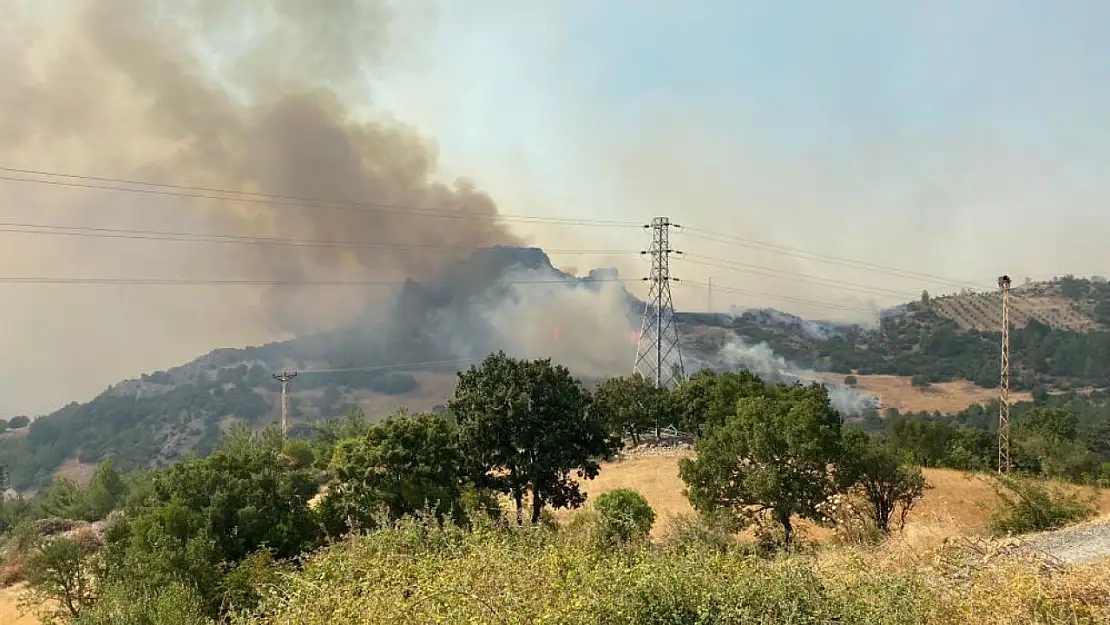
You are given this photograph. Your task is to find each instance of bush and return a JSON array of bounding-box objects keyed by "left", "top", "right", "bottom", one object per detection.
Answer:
[
  {"left": 989, "top": 476, "right": 1097, "bottom": 535},
  {"left": 593, "top": 489, "right": 655, "bottom": 545},
  {"left": 844, "top": 375, "right": 858, "bottom": 387},
  {"left": 234, "top": 517, "right": 935, "bottom": 625}
]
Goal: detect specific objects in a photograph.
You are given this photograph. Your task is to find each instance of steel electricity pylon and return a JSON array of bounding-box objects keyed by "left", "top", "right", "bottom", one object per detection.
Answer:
[{"left": 633, "top": 217, "right": 685, "bottom": 388}]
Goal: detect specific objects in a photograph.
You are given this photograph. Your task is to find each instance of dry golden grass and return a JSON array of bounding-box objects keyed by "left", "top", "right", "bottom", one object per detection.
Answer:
[
  {"left": 0, "top": 584, "right": 36, "bottom": 625},
  {"left": 54, "top": 458, "right": 98, "bottom": 488},
  {"left": 562, "top": 453, "right": 1110, "bottom": 544},
  {"left": 815, "top": 373, "right": 1033, "bottom": 414}
]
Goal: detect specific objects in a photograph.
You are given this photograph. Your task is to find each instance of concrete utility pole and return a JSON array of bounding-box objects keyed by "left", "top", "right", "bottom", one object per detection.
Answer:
[
  {"left": 273, "top": 371, "right": 298, "bottom": 445},
  {"left": 998, "top": 275, "right": 1012, "bottom": 474},
  {"left": 707, "top": 277, "right": 713, "bottom": 314},
  {"left": 633, "top": 217, "right": 685, "bottom": 388}
]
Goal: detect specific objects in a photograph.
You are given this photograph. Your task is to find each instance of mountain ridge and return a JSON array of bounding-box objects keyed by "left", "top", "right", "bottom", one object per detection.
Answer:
[{"left": 4, "top": 249, "right": 1110, "bottom": 491}]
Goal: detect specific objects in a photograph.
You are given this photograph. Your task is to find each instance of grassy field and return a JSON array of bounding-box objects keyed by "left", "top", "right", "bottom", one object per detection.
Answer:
[
  {"left": 555, "top": 452, "right": 1110, "bottom": 543},
  {"left": 3, "top": 453, "right": 1107, "bottom": 624}
]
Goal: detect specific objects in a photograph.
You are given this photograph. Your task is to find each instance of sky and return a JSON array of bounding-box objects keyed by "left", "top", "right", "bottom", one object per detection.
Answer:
[
  {"left": 2, "top": 0, "right": 1110, "bottom": 416},
  {"left": 361, "top": 0, "right": 1110, "bottom": 299}
]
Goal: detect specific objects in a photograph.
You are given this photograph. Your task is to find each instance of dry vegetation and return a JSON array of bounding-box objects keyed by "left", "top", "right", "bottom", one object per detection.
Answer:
[
  {"left": 818, "top": 373, "right": 1032, "bottom": 414},
  {"left": 931, "top": 288, "right": 1097, "bottom": 332},
  {"left": 4, "top": 452, "right": 1109, "bottom": 623},
  {"left": 0, "top": 585, "right": 35, "bottom": 625},
  {"left": 560, "top": 452, "right": 1110, "bottom": 542}
]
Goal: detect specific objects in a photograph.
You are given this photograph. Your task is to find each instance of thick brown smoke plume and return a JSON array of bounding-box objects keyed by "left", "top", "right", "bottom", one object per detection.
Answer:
[{"left": 2, "top": 0, "right": 519, "bottom": 335}]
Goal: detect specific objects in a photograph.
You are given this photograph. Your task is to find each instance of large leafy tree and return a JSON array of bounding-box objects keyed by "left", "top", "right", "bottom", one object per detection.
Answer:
[
  {"left": 679, "top": 382, "right": 842, "bottom": 545},
  {"left": 669, "top": 369, "right": 766, "bottom": 436},
  {"left": 838, "top": 429, "right": 927, "bottom": 533},
  {"left": 319, "top": 411, "right": 465, "bottom": 535},
  {"left": 99, "top": 426, "right": 320, "bottom": 617},
  {"left": 449, "top": 352, "right": 619, "bottom": 524},
  {"left": 592, "top": 374, "right": 670, "bottom": 444}
]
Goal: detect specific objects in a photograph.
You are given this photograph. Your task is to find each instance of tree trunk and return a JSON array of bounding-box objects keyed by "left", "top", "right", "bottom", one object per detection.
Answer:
[
  {"left": 530, "top": 490, "right": 544, "bottom": 524},
  {"left": 777, "top": 508, "right": 794, "bottom": 547},
  {"left": 514, "top": 491, "right": 524, "bottom": 526}
]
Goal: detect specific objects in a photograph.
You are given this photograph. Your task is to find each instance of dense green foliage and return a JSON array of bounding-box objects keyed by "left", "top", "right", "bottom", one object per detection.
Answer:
[
  {"left": 989, "top": 476, "right": 1097, "bottom": 535},
  {"left": 592, "top": 374, "right": 671, "bottom": 443},
  {"left": 235, "top": 518, "right": 940, "bottom": 625},
  {"left": 592, "top": 488, "right": 656, "bottom": 544},
  {"left": 318, "top": 411, "right": 467, "bottom": 535},
  {"left": 449, "top": 352, "right": 619, "bottom": 524},
  {"left": 839, "top": 430, "right": 927, "bottom": 533},
  {"left": 680, "top": 380, "right": 845, "bottom": 545}
]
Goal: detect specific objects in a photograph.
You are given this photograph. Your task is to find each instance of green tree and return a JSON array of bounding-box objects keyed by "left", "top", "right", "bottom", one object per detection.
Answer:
[
  {"left": 592, "top": 374, "right": 668, "bottom": 445},
  {"left": 593, "top": 488, "right": 656, "bottom": 544},
  {"left": 449, "top": 352, "right": 619, "bottom": 524},
  {"left": 309, "top": 406, "right": 372, "bottom": 469},
  {"left": 1017, "top": 407, "right": 1078, "bottom": 443},
  {"left": 669, "top": 369, "right": 766, "bottom": 436},
  {"left": 838, "top": 429, "right": 927, "bottom": 533},
  {"left": 39, "top": 477, "right": 89, "bottom": 521},
  {"left": 679, "top": 383, "right": 842, "bottom": 546},
  {"left": 320, "top": 411, "right": 465, "bottom": 535},
  {"left": 99, "top": 426, "right": 320, "bottom": 617},
  {"left": 85, "top": 459, "right": 127, "bottom": 521},
  {"left": 21, "top": 536, "right": 99, "bottom": 623}
]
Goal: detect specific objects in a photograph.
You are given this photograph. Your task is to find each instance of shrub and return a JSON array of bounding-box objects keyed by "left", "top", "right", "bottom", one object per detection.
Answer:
[
  {"left": 844, "top": 375, "right": 858, "bottom": 387},
  {"left": 989, "top": 476, "right": 1096, "bottom": 535},
  {"left": 593, "top": 489, "right": 655, "bottom": 545},
  {"left": 815, "top": 492, "right": 883, "bottom": 546},
  {"left": 658, "top": 512, "right": 738, "bottom": 554}
]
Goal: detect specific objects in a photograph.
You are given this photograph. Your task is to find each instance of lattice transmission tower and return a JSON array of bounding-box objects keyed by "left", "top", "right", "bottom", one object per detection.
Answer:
[
  {"left": 633, "top": 217, "right": 686, "bottom": 387},
  {"left": 998, "top": 275, "right": 1012, "bottom": 474}
]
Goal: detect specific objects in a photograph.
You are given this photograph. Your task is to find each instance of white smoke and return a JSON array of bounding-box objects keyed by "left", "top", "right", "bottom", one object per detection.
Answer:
[{"left": 693, "top": 335, "right": 877, "bottom": 416}]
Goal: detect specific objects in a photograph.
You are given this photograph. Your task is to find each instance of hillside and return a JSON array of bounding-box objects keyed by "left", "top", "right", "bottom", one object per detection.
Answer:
[
  {"left": 685, "top": 275, "right": 1110, "bottom": 393},
  {"left": 5, "top": 259, "right": 1110, "bottom": 492},
  {"left": 931, "top": 276, "right": 1110, "bottom": 332}
]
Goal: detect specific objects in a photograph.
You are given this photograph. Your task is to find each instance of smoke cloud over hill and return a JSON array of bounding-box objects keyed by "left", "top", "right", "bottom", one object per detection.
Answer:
[{"left": 1, "top": 1, "right": 626, "bottom": 413}]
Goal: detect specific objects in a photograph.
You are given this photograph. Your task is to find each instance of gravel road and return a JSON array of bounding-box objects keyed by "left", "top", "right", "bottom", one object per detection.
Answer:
[{"left": 1021, "top": 517, "right": 1110, "bottom": 565}]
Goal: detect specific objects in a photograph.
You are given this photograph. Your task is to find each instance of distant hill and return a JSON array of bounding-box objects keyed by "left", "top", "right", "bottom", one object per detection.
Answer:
[
  {"left": 929, "top": 275, "right": 1110, "bottom": 332},
  {"left": 695, "top": 275, "right": 1110, "bottom": 394},
  {"left": 4, "top": 256, "right": 1110, "bottom": 492}
]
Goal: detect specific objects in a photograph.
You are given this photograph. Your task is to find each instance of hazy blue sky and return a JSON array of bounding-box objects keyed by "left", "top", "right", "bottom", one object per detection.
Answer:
[{"left": 369, "top": 1, "right": 1110, "bottom": 298}]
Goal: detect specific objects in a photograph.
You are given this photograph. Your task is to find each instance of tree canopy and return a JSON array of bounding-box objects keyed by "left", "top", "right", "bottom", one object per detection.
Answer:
[{"left": 449, "top": 352, "right": 619, "bottom": 524}]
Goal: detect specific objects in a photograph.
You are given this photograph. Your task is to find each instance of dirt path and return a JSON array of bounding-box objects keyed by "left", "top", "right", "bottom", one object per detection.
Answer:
[{"left": 1022, "top": 516, "right": 1110, "bottom": 565}]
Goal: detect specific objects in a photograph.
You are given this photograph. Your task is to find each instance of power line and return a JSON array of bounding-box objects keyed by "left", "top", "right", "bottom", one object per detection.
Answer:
[
  {"left": 680, "top": 226, "right": 991, "bottom": 291},
  {"left": 679, "top": 279, "right": 881, "bottom": 315},
  {"left": 0, "top": 168, "right": 640, "bottom": 228},
  {"left": 300, "top": 357, "right": 484, "bottom": 374},
  {"left": 0, "top": 276, "right": 634, "bottom": 286},
  {"left": 0, "top": 220, "right": 639, "bottom": 255},
  {"left": 677, "top": 254, "right": 921, "bottom": 300}
]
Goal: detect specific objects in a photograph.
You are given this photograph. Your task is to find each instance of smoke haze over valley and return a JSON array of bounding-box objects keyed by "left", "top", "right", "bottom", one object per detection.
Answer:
[{"left": 4, "top": 1, "right": 1110, "bottom": 415}]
